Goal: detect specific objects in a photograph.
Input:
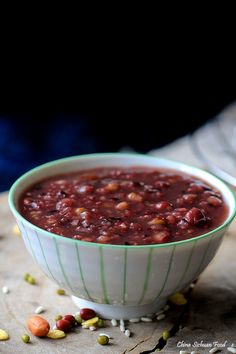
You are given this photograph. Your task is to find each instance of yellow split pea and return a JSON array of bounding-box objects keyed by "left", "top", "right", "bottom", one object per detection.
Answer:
[
  {"left": 82, "top": 317, "right": 99, "bottom": 327},
  {"left": 0, "top": 329, "right": 9, "bottom": 340},
  {"left": 169, "top": 292, "right": 187, "bottom": 305},
  {"left": 47, "top": 330, "right": 66, "bottom": 339}
]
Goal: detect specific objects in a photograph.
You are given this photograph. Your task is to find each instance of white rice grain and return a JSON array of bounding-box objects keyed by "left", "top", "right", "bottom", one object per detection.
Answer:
[
  {"left": 157, "top": 313, "right": 166, "bottom": 321},
  {"left": 155, "top": 310, "right": 164, "bottom": 316},
  {"left": 209, "top": 348, "right": 220, "bottom": 353},
  {"left": 120, "top": 319, "right": 125, "bottom": 326},
  {"left": 120, "top": 324, "right": 125, "bottom": 332},
  {"left": 125, "top": 329, "right": 131, "bottom": 337},
  {"left": 141, "top": 317, "right": 152, "bottom": 322},
  {"left": 111, "top": 319, "right": 118, "bottom": 326},
  {"left": 2, "top": 286, "right": 9, "bottom": 294},
  {"left": 129, "top": 318, "right": 140, "bottom": 323},
  {"left": 35, "top": 306, "right": 44, "bottom": 314}
]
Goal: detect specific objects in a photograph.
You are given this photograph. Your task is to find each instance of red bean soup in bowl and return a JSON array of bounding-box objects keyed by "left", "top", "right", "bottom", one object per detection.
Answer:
[
  {"left": 9, "top": 154, "right": 236, "bottom": 319},
  {"left": 19, "top": 167, "right": 228, "bottom": 246}
]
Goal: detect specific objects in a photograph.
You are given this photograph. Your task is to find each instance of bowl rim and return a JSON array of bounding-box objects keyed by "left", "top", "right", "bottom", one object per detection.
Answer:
[{"left": 8, "top": 153, "right": 236, "bottom": 249}]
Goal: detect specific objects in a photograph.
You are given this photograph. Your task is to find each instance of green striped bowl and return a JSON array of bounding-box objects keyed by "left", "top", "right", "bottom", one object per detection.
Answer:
[{"left": 8, "top": 154, "right": 236, "bottom": 319}]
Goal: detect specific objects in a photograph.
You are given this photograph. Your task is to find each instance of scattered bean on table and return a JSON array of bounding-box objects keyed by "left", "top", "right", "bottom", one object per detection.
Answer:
[
  {"left": 0, "top": 329, "right": 9, "bottom": 341},
  {"left": 27, "top": 316, "right": 50, "bottom": 337},
  {"left": 21, "top": 334, "right": 30, "bottom": 343},
  {"left": 97, "top": 334, "right": 109, "bottom": 345},
  {"left": 80, "top": 308, "right": 96, "bottom": 320},
  {"left": 56, "top": 319, "right": 72, "bottom": 333},
  {"left": 47, "top": 329, "right": 66, "bottom": 339}
]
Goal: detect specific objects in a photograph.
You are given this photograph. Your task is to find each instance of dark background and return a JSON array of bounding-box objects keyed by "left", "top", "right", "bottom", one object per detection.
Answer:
[
  {"left": 1, "top": 89, "right": 235, "bottom": 192},
  {"left": 1, "top": 6, "right": 235, "bottom": 191}
]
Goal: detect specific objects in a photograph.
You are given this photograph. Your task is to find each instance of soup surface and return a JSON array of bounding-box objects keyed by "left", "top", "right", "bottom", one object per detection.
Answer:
[{"left": 19, "top": 167, "right": 228, "bottom": 245}]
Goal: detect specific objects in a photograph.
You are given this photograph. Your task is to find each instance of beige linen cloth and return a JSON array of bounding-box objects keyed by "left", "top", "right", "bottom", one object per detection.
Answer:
[{"left": 149, "top": 102, "right": 236, "bottom": 186}]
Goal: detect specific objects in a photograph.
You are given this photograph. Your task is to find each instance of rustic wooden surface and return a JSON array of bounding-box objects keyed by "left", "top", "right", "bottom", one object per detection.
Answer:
[{"left": 0, "top": 191, "right": 236, "bottom": 354}]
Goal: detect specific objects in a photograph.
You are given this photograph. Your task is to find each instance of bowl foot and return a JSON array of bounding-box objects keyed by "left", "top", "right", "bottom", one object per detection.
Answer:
[{"left": 71, "top": 296, "right": 166, "bottom": 320}]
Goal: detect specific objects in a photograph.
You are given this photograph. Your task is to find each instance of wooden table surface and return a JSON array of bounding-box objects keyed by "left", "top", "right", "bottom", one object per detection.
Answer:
[{"left": 0, "top": 191, "right": 236, "bottom": 354}]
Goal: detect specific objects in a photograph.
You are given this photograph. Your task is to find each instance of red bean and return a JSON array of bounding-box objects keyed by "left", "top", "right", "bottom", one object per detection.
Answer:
[
  {"left": 80, "top": 308, "right": 96, "bottom": 320},
  {"left": 23, "top": 198, "right": 38, "bottom": 209},
  {"left": 177, "top": 219, "right": 189, "bottom": 230},
  {"left": 80, "top": 211, "right": 92, "bottom": 220},
  {"left": 77, "top": 185, "right": 94, "bottom": 193},
  {"left": 176, "top": 197, "right": 184, "bottom": 207},
  {"left": 96, "top": 187, "right": 107, "bottom": 194},
  {"left": 156, "top": 201, "right": 172, "bottom": 211},
  {"left": 154, "top": 181, "right": 170, "bottom": 189},
  {"left": 62, "top": 315, "right": 76, "bottom": 326},
  {"left": 184, "top": 208, "right": 206, "bottom": 226},
  {"left": 129, "top": 222, "right": 142, "bottom": 231},
  {"left": 56, "top": 198, "right": 75, "bottom": 210},
  {"left": 56, "top": 319, "right": 72, "bottom": 332},
  {"left": 47, "top": 226, "right": 64, "bottom": 235},
  {"left": 187, "top": 183, "right": 204, "bottom": 193},
  {"left": 152, "top": 231, "right": 170, "bottom": 243},
  {"left": 207, "top": 196, "right": 222, "bottom": 207},
  {"left": 23, "top": 198, "right": 33, "bottom": 206},
  {"left": 198, "top": 201, "right": 208, "bottom": 208},
  {"left": 97, "top": 235, "right": 111, "bottom": 243},
  {"left": 82, "top": 237, "right": 93, "bottom": 242},
  {"left": 166, "top": 215, "right": 177, "bottom": 224},
  {"left": 182, "top": 194, "right": 197, "bottom": 204},
  {"left": 124, "top": 210, "right": 132, "bottom": 217},
  {"left": 73, "top": 234, "right": 83, "bottom": 240}
]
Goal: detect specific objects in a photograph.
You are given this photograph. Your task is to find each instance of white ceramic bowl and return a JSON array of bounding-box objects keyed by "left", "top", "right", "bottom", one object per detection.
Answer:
[{"left": 8, "top": 154, "right": 236, "bottom": 319}]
